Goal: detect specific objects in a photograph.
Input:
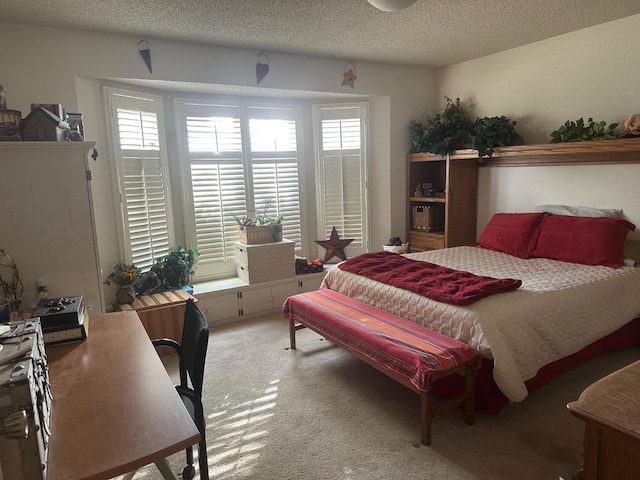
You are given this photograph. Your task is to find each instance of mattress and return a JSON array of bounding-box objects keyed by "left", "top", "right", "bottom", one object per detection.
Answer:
[{"left": 322, "top": 246, "right": 640, "bottom": 402}]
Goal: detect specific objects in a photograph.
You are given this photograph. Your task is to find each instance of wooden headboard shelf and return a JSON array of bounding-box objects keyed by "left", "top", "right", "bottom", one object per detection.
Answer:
[{"left": 445, "top": 137, "right": 640, "bottom": 167}]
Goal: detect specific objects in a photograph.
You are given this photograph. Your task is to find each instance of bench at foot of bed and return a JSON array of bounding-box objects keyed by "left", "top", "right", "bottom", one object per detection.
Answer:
[{"left": 283, "top": 288, "right": 479, "bottom": 446}]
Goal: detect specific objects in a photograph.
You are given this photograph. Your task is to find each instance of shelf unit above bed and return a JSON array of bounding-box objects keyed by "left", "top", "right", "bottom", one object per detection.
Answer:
[{"left": 407, "top": 153, "right": 478, "bottom": 252}]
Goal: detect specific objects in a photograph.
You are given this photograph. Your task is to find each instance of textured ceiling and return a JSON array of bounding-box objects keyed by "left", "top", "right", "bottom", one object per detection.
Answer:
[{"left": 2, "top": 0, "right": 640, "bottom": 68}]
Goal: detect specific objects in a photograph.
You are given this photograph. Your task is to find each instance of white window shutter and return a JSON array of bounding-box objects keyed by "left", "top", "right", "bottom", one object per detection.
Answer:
[
  {"left": 314, "top": 104, "right": 368, "bottom": 259},
  {"left": 107, "top": 90, "right": 171, "bottom": 270}
]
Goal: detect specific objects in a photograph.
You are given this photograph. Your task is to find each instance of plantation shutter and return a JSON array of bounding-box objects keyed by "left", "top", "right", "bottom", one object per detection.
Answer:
[
  {"left": 108, "top": 91, "right": 171, "bottom": 269},
  {"left": 178, "top": 102, "right": 303, "bottom": 280},
  {"left": 182, "top": 104, "right": 246, "bottom": 279},
  {"left": 314, "top": 104, "right": 368, "bottom": 258},
  {"left": 247, "top": 110, "right": 302, "bottom": 247}
]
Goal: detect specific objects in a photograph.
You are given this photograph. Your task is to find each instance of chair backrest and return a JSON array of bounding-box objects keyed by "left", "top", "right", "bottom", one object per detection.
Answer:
[{"left": 180, "top": 299, "right": 209, "bottom": 397}]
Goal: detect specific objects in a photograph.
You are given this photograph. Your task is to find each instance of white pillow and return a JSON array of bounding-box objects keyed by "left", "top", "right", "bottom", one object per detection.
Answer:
[{"left": 535, "top": 204, "right": 623, "bottom": 218}]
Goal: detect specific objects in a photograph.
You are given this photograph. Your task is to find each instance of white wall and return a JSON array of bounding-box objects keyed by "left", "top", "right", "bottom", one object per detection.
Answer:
[
  {"left": 0, "top": 21, "right": 434, "bottom": 297},
  {"left": 434, "top": 14, "right": 640, "bottom": 237}
]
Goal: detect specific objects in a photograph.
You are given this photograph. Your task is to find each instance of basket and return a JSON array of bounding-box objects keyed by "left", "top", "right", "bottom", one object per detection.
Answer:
[
  {"left": 238, "top": 225, "right": 283, "bottom": 244},
  {"left": 412, "top": 204, "right": 444, "bottom": 232}
]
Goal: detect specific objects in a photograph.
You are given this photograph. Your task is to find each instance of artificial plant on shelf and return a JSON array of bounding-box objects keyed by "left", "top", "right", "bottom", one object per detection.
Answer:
[
  {"left": 234, "top": 199, "right": 284, "bottom": 242},
  {"left": 0, "top": 248, "right": 24, "bottom": 313},
  {"left": 408, "top": 95, "right": 524, "bottom": 159},
  {"left": 550, "top": 117, "right": 625, "bottom": 143},
  {"left": 408, "top": 95, "right": 473, "bottom": 157},
  {"left": 470, "top": 116, "right": 524, "bottom": 159}
]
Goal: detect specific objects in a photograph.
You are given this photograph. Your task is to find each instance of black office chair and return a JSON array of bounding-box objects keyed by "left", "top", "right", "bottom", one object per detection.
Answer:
[{"left": 152, "top": 298, "right": 210, "bottom": 480}]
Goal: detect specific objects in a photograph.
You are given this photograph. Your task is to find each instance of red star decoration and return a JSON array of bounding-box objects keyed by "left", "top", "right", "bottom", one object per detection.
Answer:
[{"left": 315, "top": 226, "right": 354, "bottom": 263}]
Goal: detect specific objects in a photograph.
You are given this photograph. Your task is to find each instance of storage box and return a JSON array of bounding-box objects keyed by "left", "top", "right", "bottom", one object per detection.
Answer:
[
  {"left": 235, "top": 239, "right": 294, "bottom": 266},
  {"left": 235, "top": 240, "right": 295, "bottom": 283},
  {"left": 238, "top": 225, "right": 283, "bottom": 244},
  {"left": 236, "top": 262, "right": 295, "bottom": 284}
]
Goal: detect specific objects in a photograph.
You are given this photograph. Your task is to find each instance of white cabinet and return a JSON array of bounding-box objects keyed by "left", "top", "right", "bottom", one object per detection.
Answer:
[
  {"left": 240, "top": 281, "right": 299, "bottom": 316},
  {"left": 0, "top": 142, "right": 104, "bottom": 313},
  {"left": 195, "top": 268, "right": 330, "bottom": 325}
]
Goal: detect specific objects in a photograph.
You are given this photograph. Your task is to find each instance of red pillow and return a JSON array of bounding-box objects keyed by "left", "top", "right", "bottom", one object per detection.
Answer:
[
  {"left": 478, "top": 212, "right": 548, "bottom": 258},
  {"left": 533, "top": 215, "right": 635, "bottom": 268}
]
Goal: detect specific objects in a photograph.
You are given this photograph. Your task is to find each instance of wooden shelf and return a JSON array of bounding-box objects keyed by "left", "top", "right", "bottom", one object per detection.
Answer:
[{"left": 409, "top": 137, "right": 640, "bottom": 167}]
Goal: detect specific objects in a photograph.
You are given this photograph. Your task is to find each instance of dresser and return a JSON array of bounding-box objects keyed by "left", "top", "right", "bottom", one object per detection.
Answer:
[{"left": 567, "top": 360, "right": 640, "bottom": 480}]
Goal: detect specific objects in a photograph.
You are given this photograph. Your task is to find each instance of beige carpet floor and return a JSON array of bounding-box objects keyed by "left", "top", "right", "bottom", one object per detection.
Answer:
[{"left": 118, "top": 312, "right": 640, "bottom": 480}]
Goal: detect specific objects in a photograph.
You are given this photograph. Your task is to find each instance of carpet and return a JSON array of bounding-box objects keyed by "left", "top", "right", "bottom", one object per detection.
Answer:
[{"left": 116, "top": 312, "right": 640, "bottom": 480}]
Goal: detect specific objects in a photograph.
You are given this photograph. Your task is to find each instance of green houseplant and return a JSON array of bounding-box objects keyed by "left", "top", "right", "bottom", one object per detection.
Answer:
[
  {"left": 550, "top": 117, "right": 625, "bottom": 143},
  {"left": 470, "top": 116, "right": 524, "bottom": 158},
  {"left": 409, "top": 96, "right": 524, "bottom": 159},
  {"left": 409, "top": 96, "right": 473, "bottom": 157},
  {"left": 151, "top": 247, "right": 200, "bottom": 290}
]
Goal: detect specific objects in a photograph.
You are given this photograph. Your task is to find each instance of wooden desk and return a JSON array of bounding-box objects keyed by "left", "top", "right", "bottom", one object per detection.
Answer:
[
  {"left": 46, "top": 311, "right": 200, "bottom": 480},
  {"left": 567, "top": 360, "right": 640, "bottom": 480},
  {"left": 116, "top": 290, "right": 195, "bottom": 356}
]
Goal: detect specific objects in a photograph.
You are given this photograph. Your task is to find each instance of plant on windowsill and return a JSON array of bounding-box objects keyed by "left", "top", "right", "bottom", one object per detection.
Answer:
[
  {"left": 234, "top": 199, "right": 284, "bottom": 244},
  {"left": 151, "top": 247, "right": 200, "bottom": 291},
  {"left": 104, "top": 262, "right": 142, "bottom": 305}
]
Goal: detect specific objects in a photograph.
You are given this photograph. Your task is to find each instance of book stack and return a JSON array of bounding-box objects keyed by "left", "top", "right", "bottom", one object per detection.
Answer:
[{"left": 31, "top": 296, "right": 89, "bottom": 345}]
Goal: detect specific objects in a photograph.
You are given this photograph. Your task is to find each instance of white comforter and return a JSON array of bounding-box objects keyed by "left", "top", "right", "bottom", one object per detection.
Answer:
[{"left": 322, "top": 246, "right": 640, "bottom": 402}]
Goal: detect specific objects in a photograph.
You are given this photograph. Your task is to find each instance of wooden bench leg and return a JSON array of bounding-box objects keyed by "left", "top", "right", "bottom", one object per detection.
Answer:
[
  {"left": 464, "top": 360, "right": 477, "bottom": 426},
  {"left": 421, "top": 390, "right": 432, "bottom": 446},
  {"left": 289, "top": 318, "right": 297, "bottom": 350}
]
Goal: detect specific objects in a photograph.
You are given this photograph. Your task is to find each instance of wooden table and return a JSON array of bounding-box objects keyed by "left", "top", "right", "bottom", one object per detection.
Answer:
[
  {"left": 567, "top": 360, "right": 640, "bottom": 480},
  {"left": 116, "top": 290, "right": 195, "bottom": 356},
  {"left": 46, "top": 311, "right": 200, "bottom": 480}
]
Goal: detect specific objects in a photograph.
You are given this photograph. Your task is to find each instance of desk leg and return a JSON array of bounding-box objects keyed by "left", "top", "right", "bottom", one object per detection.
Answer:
[{"left": 155, "top": 458, "right": 180, "bottom": 480}]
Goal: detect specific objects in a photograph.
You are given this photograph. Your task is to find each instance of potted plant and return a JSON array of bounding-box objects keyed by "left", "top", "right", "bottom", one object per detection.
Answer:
[
  {"left": 408, "top": 96, "right": 473, "bottom": 157},
  {"left": 550, "top": 117, "right": 625, "bottom": 143},
  {"left": 470, "top": 116, "right": 524, "bottom": 159},
  {"left": 151, "top": 247, "right": 200, "bottom": 290},
  {"left": 104, "top": 262, "right": 142, "bottom": 304},
  {"left": 235, "top": 199, "right": 284, "bottom": 244}
]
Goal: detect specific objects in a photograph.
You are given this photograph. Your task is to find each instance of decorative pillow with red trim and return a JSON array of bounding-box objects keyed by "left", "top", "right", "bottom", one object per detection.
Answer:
[
  {"left": 533, "top": 215, "right": 635, "bottom": 268},
  {"left": 478, "top": 212, "right": 548, "bottom": 259}
]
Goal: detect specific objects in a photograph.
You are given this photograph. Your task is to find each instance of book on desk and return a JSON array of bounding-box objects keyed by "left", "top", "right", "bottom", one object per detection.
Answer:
[{"left": 31, "top": 296, "right": 89, "bottom": 345}]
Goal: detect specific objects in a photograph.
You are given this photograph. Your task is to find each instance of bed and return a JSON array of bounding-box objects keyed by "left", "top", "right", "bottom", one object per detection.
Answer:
[{"left": 320, "top": 210, "right": 640, "bottom": 413}]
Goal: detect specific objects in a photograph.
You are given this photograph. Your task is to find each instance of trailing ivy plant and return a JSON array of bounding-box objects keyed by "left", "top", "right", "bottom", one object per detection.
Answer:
[
  {"left": 470, "top": 116, "right": 524, "bottom": 159},
  {"left": 408, "top": 96, "right": 473, "bottom": 157},
  {"left": 550, "top": 117, "right": 624, "bottom": 143}
]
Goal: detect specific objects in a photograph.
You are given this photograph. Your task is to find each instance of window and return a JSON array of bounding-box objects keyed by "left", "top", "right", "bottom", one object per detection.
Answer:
[
  {"left": 105, "top": 88, "right": 172, "bottom": 270},
  {"left": 313, "top": 103, "right": 368, "bottom": 258},
  {"left": 176, "top": 101, "right": 303, "bottom": 280}
]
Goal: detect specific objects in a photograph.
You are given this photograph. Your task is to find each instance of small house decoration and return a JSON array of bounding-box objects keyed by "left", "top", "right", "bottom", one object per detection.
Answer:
[{"left": 21, "top": 106, "right": 69, "bottom": 141}]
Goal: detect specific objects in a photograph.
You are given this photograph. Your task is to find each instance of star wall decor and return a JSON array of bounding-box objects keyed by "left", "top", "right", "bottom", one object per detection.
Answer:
[
  {"left": 315, "top": 226, "right": 354, "bottom": 263},
  {"left": 341, "top": 61, "right": 357, "bottom": 89}
]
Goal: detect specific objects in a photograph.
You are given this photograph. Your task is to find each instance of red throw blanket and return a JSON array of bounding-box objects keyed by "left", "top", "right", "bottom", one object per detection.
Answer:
[{"left": 337, "top": 251, "right": 521, "bottom": 306}]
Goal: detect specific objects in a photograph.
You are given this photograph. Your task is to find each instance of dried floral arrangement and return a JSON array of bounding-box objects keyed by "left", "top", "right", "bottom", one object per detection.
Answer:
[{"left": 0, "top": 248, "right": 24, "bottom": 311}]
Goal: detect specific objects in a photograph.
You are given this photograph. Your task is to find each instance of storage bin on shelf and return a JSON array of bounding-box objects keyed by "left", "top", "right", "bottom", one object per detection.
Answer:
[{"left": 235, "top": 239, "right": 295, "bottom": 284}]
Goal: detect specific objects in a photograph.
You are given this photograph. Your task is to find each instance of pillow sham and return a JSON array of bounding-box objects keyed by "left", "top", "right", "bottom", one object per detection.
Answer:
[
  {"left": 477, "top": 212, "right": 548, "bottom": 259},
  {"left": 535, "top": 204, "right": 623, "bottom": 218},
  {"left": 533, "top": 215, "right": 636, "bottom": 268}
]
